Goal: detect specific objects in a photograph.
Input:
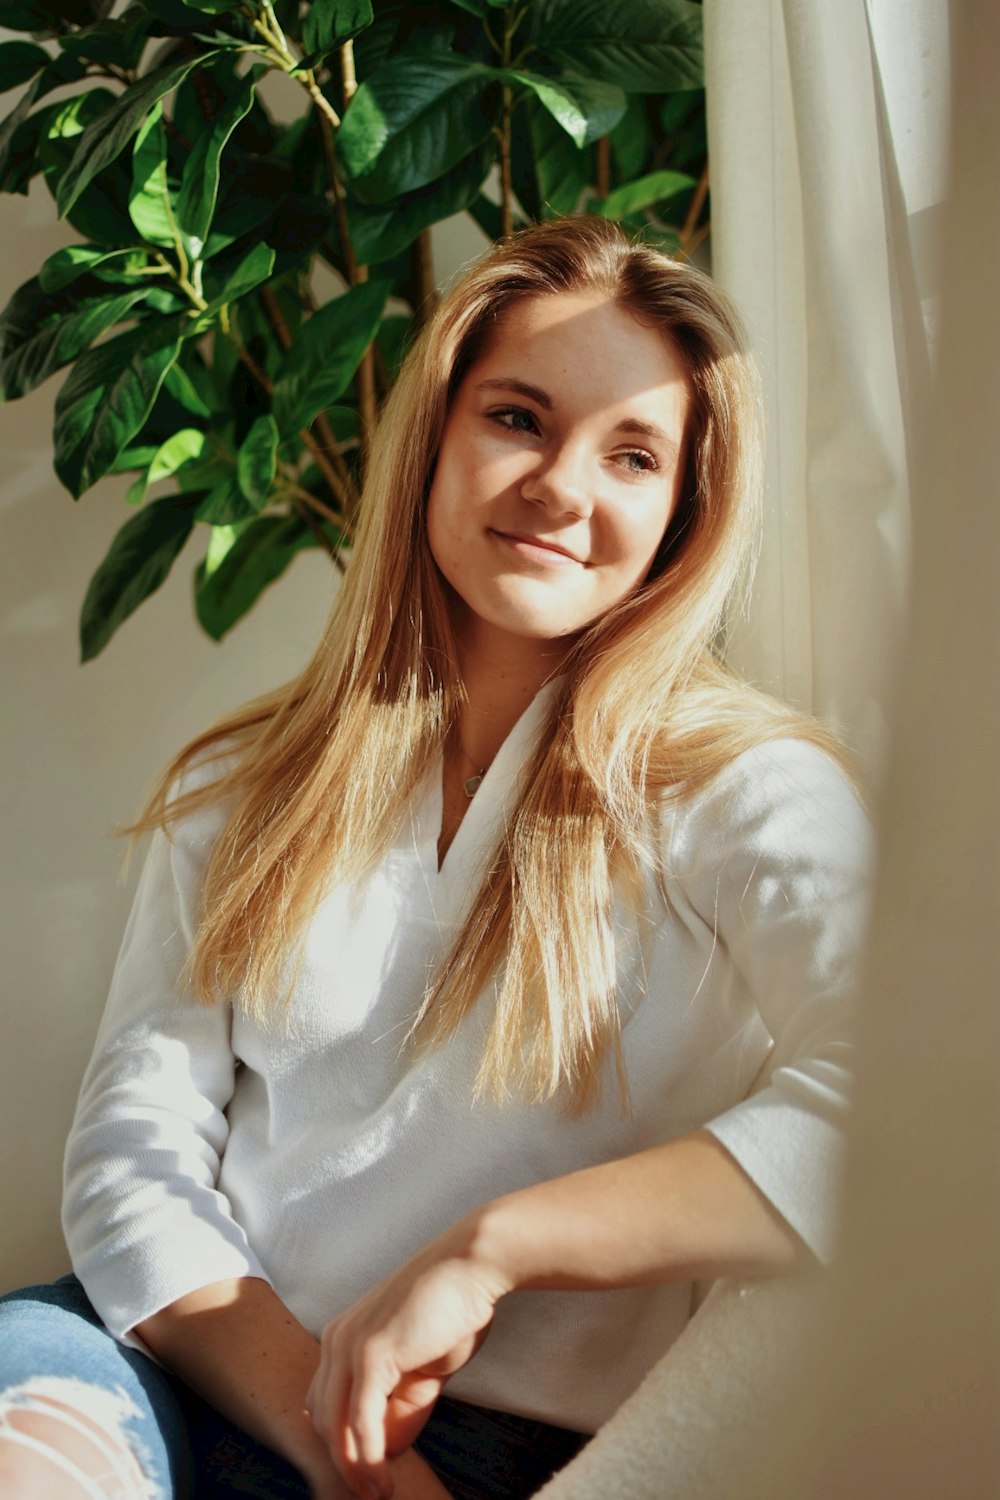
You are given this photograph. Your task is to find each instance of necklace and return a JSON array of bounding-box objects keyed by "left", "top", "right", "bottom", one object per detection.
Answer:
[{"left": 453, "top": 730, "right": 488, "bottom": 798}]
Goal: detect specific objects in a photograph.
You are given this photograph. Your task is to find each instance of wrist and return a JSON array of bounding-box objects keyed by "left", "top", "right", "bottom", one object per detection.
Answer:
[{"left": 462, "top": 1192, "right": 535, "bottom": 1297}]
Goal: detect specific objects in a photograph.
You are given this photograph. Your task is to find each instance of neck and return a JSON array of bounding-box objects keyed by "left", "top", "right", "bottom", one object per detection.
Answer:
[{"left": 452, "top": 618, "right": 569, "bottom": 771}]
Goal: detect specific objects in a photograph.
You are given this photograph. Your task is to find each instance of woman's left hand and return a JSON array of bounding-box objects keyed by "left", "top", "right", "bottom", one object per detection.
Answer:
[{"left": 306, "top": 1217, "right": 509, "bottom": 1500}]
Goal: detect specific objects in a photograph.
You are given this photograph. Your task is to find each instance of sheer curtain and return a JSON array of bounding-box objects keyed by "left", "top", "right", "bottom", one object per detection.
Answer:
[
  {"left": 538, "top": 4, "right": 996, "bottom": 1497},
  {"left": 708, "top": 0, "right": 948, "bottom": 775}
]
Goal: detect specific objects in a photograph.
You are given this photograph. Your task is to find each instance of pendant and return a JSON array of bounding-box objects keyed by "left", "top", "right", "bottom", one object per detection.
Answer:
[{"left": 463, "top": 773, "right": 484, "bottom": 798}]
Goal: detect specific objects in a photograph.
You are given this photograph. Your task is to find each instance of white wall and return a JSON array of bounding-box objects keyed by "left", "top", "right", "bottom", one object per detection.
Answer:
[{"left": 0, "top": 163, "right": 485, "bottom": 1291}]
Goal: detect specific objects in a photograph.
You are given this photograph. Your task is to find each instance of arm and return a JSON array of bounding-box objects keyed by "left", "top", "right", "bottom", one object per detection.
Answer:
[
  {"left": 134, "top": 1276, "right": 453, "bottom": 1500},
  {"left": 310, "top": 743, "right": 873, "bottom": 1498},
  {"left": 307, "top": 1130, "right": 806, "bottom": 1499}
]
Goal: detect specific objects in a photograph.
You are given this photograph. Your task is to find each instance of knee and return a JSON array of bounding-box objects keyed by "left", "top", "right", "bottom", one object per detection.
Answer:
[{"left": 0, "top": 1376, "right": 158, "bottom": 1499}]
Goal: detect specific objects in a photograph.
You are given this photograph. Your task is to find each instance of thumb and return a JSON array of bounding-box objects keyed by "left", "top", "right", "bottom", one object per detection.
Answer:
[{"left": 384, "top": 1372, "right": 447, "bottom": 1455}]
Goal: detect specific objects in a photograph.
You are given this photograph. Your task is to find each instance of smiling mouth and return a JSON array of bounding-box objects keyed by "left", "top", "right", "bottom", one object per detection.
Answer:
[{"left": 490, "top": 529, "right": 584, "bottom": 565}]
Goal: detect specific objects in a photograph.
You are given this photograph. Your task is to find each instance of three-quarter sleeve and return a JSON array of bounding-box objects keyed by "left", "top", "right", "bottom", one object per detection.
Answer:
[
  {"left": 663, "top": 738, "right": 875, "bottom": 1262},
  {"left": 62, "top": 775, "right": 271, "bottom": 1339}
]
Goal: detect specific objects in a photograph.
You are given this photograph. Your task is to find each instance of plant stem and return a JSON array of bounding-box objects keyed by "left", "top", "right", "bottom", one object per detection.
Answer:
[
  {"left": 411, "top": 229, "right": 438, "bottom": 328},
  {"left": 299, "top": 428, "right": 356, "bottom": 517},
  {"left": 683, "top": 221, "right": 711, "bottom": 260},
  {"left": 499, "top": 85, "right": 513, "bottom": 237},
  {"left": 286, "top": 480, "right": 349, "bottom": 533},
  {"left": 258, "top": 287, "right": 357, "bottom": 502},
  {"left": 293, "top": 495, "right": 340, "bottom": 558},
  {"left": 680, "top": 162, "right": 710, "bottom": 248},
  {"left": 319, "top": 116, "right": 358, "bottom": 285},
  {"left": 499, "top": 7, "right": 517, "bottom": 236},
  {"left": 596, "top": 136, "right": 611, "bottom": 199},
  {"left": 250, "top": 8, "right": 342, "bottom": 130},
  {"left": 338, "top": 40, "right": 376, "bottom": 461}
]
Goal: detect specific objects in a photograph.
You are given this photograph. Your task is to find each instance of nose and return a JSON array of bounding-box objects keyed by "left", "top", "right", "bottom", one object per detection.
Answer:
[{"left": 520, "top": 442, "right": 593, "bottom": 518}]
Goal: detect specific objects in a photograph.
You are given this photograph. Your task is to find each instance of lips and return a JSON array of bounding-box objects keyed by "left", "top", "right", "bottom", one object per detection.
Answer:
[{"left": 490, "top": 529, "right": 584, "bottom": 564}]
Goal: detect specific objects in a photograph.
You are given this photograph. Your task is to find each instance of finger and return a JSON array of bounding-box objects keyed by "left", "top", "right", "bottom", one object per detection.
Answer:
[
  {"left": 346, "top": 1348, "right": 394, "bottom": 1500},
  {"left": 309, "top": 1332, "right": 356, "bottom": 1481}
]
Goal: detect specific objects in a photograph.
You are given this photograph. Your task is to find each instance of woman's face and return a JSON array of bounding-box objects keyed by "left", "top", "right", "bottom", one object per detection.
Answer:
[{"left": 426, "top": 291, "right": 691, "bottom": 659}]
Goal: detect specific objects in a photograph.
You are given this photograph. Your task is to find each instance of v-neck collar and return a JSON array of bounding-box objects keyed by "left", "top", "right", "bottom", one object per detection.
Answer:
[{"left": 414, "top": 678, "right": 563, "bottom": 888}]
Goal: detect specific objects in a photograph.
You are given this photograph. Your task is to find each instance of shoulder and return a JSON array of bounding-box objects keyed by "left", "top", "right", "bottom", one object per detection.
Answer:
[
  {"left": 154, "top": 743, "right": 245, "bottom": 859},
  {"left": 658, "top": 737, "right": 873, "bottom": 887}
]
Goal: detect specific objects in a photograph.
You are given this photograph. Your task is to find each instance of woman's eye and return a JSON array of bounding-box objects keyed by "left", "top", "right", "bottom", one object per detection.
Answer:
[
  {"left": 489, "top": 406, "right": 539, "bottom": 434},
  {"left": 617, "top": 448, "right": 659, "bottom": 475}
]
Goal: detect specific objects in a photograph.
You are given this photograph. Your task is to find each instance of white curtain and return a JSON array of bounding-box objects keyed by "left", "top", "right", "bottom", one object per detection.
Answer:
[
  {"left": 707, "top": 0, "right": 948, "bottom": 776},
  {"left": 537, "top": 5, "right": 1000, "bottom": 1497}
]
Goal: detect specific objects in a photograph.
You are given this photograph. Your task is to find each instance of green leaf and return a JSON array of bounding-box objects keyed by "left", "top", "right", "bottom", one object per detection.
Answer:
[
  {"left": 346, "top": 142, "right": 493, "bottom": 264},
  {"left": 660, "top": 90, "right": 700, "bottom": 134},
  {"left": 505, "top": 70, "right": 625, "bottom": 148},
  {"left": 236, "top": 413, "right": 277, "bottom": 507},
  {"left": 200, "top": 152, "right": 293, "bottom": 258},
  {"left": 0, "top": 276, "right": 152, "bottom": 399},
  {"left": 80, "top": 495, "right": 195, "bottom": 660},
  {"left": 129, "top": 101, "right": 176, "bottom": 248},
  {"left": 338, "top": 51, "right": 497, "bottom": 203},
  {"left": 39, "top": 244, "right": 148, "bottom": 291},
  {"left": 56, "top": 48, "right": 222, "bottom": 219},
  {"left": 194, "top": 472, "right": 259, "bottom": 525},
  {"left": 202, "top": 520, "right": 244, "bottom": 577},
  {"left": 38, "top": 88, "right": 139, "bottom": 246},
  {"left": 524, "top": 96, "right": 587, "bottom": 217},
  {"left": 128, "top": 426, "right": 207, "bottom": 505},
  {"left": 194, "top": 513, "right": 318, "bottom": 641},
  {"left": 375, "top": 316, "right": 413, "bottom": 385},
  {"left": 163, "top": 357, "right": 217, "bottom": 418},
  {"left": 58, "top": 12, "right": 152, "bottom": 70},
  {"left": 609, "top": 95, "right": 653, "bottom": 182},
  {"left": 272, "top": 278, "right": 389, "bottom": 436},
  {"left": 0, "top": 2, "right": 60, "bottom": 32},
  {"left": 193, "top": 242, "right": 275, "bottom": 328},
  {"left": 143, "top": 0, "right": 230, "bottom": 24},
  {"left": 0, "top": 40, "right": 50, "bottom": 92},
  {"left": 301, "top": 0, "right": 373, "bottom": 61},
  {"left": 466, "top": 191, "right": 506, "bottom": 241},
  {"left": 594, "top": 169, "right": 696, "bottom": 219},
  {"left": 54, "top": 321, "right": 182, "bottom": 497},
  {"left": 533, "top": 0, "right": 703, "bottom": 93},
  {"left": 0, "top": 53, "right": 88, "bottom": 188},
  {"left": 175, "top": 67, "right": 255, "bottom": 257}
]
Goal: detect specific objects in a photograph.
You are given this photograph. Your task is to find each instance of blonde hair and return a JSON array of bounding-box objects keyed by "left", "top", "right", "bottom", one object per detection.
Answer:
[{"left": 140, "top": 217, "right": 846, "bottom": 1109}]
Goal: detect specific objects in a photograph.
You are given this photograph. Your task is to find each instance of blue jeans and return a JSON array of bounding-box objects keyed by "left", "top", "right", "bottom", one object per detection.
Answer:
[{"left": 0, "top": 1276, "right": 587, "bottom": 1499}]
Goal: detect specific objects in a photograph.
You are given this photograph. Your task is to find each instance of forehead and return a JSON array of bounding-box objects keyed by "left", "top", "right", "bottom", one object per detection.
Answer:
[{"left": 467, "top": 292, "right": 690, "bottom": 415}]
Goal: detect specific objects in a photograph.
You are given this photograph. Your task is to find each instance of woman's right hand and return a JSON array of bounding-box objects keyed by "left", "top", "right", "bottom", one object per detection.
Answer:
[{"left": 307, "top": 1219, "right": 506, "bottom": 1500}]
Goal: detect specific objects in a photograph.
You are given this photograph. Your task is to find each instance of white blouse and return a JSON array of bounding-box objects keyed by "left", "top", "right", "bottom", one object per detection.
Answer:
[{"left": 63, "top": 684, "right": 873, "bottom": 1433}]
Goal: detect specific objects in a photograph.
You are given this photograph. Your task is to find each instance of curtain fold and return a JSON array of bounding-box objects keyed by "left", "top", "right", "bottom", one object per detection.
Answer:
[{"left": 706, "top": 0, "right": 945, "bottom": 775}]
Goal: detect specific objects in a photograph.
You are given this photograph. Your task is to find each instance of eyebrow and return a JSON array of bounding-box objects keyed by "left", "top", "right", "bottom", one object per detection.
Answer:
[{"left": 475, "top": 377, "right": 680, "bottom": 451}]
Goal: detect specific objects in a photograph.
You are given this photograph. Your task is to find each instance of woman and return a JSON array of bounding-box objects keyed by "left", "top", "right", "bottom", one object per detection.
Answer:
[{"left": 0, "top": 217, "right": 871, "bottom": 1500}]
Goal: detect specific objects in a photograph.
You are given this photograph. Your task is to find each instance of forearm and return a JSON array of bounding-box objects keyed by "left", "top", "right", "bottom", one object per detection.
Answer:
[
  {"left": 473, "top": 1130, "right": 810, "bottom": 1297},
  {"left": 134, "top": 1278, "right": 451, "bottom": 1499}
]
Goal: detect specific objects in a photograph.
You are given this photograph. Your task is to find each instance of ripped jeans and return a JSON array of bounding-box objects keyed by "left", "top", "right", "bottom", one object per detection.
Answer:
[{"left": 0, "top": 1276, "right": 587, "bottom": 1499}]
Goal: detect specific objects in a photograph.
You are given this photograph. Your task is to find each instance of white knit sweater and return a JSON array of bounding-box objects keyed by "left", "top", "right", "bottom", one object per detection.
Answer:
[{"left": 63, "top": 685, "right": 872, "bottom": 1433}]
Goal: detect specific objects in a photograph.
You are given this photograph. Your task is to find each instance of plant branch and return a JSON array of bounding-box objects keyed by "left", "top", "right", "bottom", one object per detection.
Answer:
[
  {"left": 683, "top": 220, "right": 711, "bottom": 261},
  {"left": 498, "top": 8, "right": 516, "bottom": 236},
  {"left": 286, "top": 479, "right": 349, "bottom": 533},
  {"left": 257, "top": 286, "right": 357, "bottom": 504},
  {"left": 679, "top": 161, "right": 710, "bottom": 248},
  {"left": 411, "top": 229, "right": 438, "bottom": 328},
  {"left": 250, "top": 5, "right": 342, "bottom": 130},
  {"left": 338, "top": 39, "right": 376, "bottom": 460},
  {"left": 596, "top": 136, "right": 611, "bottom": 199}
]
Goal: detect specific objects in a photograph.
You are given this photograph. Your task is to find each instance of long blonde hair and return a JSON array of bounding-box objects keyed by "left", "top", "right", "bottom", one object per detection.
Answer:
[{"left": 140, "top": 217, "right": 845, "bottom": 1108}]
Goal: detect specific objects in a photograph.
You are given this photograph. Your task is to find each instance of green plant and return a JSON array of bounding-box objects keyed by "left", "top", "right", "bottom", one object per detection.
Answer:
[{"left": 0, "top": 0, "right": 708, "bottom": 658}]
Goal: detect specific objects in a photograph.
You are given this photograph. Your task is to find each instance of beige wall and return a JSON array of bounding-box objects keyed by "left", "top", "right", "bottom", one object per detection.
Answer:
[{"left": 0, "top": 173, "right": 485, "bottom": 1290}]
